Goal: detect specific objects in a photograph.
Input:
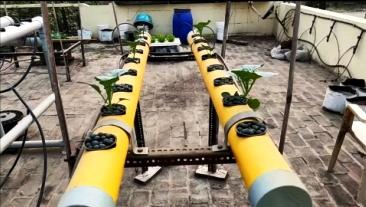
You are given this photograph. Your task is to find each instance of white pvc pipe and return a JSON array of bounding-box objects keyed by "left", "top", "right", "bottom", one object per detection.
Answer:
[
  {"left": 0, "top": 16, "right": 14, "bottom": 28},
  {"left": 0, "top": 16, "right": 43, "bottom": 46},
  {"left": 0, "top": 94, "right": 55, "bottom": 153}
]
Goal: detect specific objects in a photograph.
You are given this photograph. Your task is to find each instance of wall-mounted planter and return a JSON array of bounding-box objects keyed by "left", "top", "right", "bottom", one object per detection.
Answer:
[
  {"left": 112, "top": 84, "right": 133, "bottom": 93},
  {"left": 202, "top": 53, "right": 217, "bottom": 61},
  {"left": 236, "top": 120, "right": 267, "bottom": 137},
  {"left": 120, "top": 69, "right": 137, "bottom": 76},
  {"left": 214, "top": 77, "right": 234, "bottom": 86},
  {"left": 101, "top": 104, "right": 126, "bottom": 116},
  {"left": 207, "top": 64, "right": 224, "bottom": 72},
  {"left": 125, "top": 57, "right": 140, "bottom": 64},
  {"left": 84, "top": 132, "right": 116, "bottom": 151},
  {"left": 222, "top": 92, "right": 247, "bottom": 106}
]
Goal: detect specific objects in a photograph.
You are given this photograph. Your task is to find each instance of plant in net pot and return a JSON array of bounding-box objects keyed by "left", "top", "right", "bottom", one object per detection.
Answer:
[
  {"left": 125, "top": 41, "right": 141, "bottom": 64},
  {"left": 193, "top": 20, "right": 212, "bottom": 43},
  {"left": 78, "top": 71, "right": 128, "bottom": 116},
  {"left": 231, "top": 67, "right": 267, "bottom": 137}
]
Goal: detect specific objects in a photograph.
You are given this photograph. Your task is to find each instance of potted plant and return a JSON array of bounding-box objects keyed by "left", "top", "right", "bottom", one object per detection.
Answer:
[{"left": 79, "top": 71, "right": 128, "bottom": 116}]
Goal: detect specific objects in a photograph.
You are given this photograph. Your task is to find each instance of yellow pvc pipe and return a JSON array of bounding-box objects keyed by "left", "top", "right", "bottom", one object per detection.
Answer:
[
  {"left": 58, "top": 33, "right": 151, "bottom": 207},
  {"left": 188, "top": 32, "right": 311, "bottom": 207}
]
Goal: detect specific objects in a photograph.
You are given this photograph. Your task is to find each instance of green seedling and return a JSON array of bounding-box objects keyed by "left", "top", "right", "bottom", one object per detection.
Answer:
[
  {"left": 78, "top": 70, "right": 128, "bottom": 110},
  {"left": 127, "top": 41, "right": 139, "bottom": 59},
  {"left": 166, "top": 34, "right": 175, "bottom": 42},
  {"left": 231, "top": 70, "right": 262, "bottom": 110},
  {"left": 193, "top": 20, "right": 211, "bottom": 36},
  {"left": 157, "top": 34, "right": 166, "bottom": 43}
]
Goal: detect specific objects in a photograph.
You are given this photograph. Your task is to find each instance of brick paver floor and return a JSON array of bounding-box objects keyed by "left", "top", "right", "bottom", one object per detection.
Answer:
[{"left": 0, "top": 38, "right": 364, "bottom": 207}]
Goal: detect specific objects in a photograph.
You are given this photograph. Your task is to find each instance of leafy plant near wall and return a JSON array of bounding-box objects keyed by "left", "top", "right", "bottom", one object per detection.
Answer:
[
  {"left": 231, "top": 68, "right": 262, "bottom": 110},
  {"left": 193, "top": 20, "right": 211, "bottom": 36}
]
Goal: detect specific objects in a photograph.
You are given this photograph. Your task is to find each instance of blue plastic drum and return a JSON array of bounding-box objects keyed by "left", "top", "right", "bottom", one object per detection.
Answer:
[{"left": 173, "top": 9, "right": 193, "bottom": 44}]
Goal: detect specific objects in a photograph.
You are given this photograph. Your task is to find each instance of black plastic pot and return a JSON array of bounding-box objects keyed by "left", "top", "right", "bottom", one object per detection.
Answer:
[
  {"left": 222, "top": 92, "right": 247, "bottom": 106},
  {"left": 125, "top": 57, "right": 140, "bottom": 64},
  {"left": 84, "top": 132, "right": 116, "bottom": 151},
  {"left": 202, "top": 53, "right": 217, "bottom": 61},
  {"left": 214, "top": 77, "right": 234, "bottom": 86},
  {"left": 112, "top": 84, "right": 133, "bottom": 92},
  {"left": 101, "top": 104, "right": 126, "bottom": 116},
  {"left": 236, "top": 120, "right": 267, "bottom": 137},
  {"left": 342, "top": 78, "right": 366, "bottom": 88},
  {"left": 120, "top": 69, "right": 137, "bottom": 76},
  {"left": 207, "top": 64, "right": 224, "bottom": 72}
]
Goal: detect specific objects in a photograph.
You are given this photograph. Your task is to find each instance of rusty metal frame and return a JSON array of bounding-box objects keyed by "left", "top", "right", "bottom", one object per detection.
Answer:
[{"left": 125, "top": 146, "right": 235, "bottom": 168}]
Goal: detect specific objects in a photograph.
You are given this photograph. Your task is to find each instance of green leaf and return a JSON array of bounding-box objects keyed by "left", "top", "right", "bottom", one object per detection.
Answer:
[
  {"left": 77, "top": 81, "right": 106, "bottom": 103},
  {"left": 248, "top": 98, "right": 260, "bottom": 110},
  {"left": 193, "top": 20, "right": 211, "bottom": 36}
]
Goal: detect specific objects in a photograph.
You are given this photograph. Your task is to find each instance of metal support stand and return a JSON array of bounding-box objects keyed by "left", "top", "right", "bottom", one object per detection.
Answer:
[
  {"left": 133, "top": 102, "right": 162, "bottom": 183},
  {"left": 78, "top": 2, "right": 86, "bottom": 67},
  {"left": 12, "top": 46, "right": 20, "bottom": 68},
  {"left": 111, "top": 1, "right": 124, "bottom": 55},
  {"left": 41, "top": 2, "right": 74, "bottom": 176},
  {"left": 221, "top": 1, "right": 231, "bottom": 58},
  {"left": 195, "top": 99, "right": 228, "bottom": 180}
]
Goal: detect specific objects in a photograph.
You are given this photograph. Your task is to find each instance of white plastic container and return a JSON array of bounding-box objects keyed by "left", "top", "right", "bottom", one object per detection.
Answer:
[
  {"left": 118, "top": 24, "right": 130, "bottom": 39},
  {"left": 100, "top": 29, "right": 113, "bottom": 42},
  {"left": 322, "top": 86, "right": 357, "bottom": 114},
  {"left": 97, "top": 24, "right": 109, "bottom": 41},
  {"left": 77, "top": 29, "right": 92, "bottom": 40},
  {"left": 216, "top": 21, "right": 225, "bottom": 41}
]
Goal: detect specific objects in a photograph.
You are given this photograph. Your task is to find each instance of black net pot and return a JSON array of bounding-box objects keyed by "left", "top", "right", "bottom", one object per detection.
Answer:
[
  {"left": 84, "top": 132, "right": 117, "bottom": 151},
  {"left": 100, "top": 104, "right": 126, "bottom": 116}
]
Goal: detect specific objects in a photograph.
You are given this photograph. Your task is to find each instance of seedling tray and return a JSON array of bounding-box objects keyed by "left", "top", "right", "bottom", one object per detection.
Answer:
[{"left": 84, "top": 132, "right": 116, "bottom": 151}]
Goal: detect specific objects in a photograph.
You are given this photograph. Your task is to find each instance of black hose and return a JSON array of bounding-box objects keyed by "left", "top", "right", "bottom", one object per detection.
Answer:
[{"left": 11, "top": 88, "right": 47, "bottom": 207}]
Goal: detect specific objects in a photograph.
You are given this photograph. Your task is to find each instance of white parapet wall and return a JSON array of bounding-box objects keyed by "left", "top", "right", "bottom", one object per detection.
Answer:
[
  {"left": 274, "top": 2, "right": 366, "bottom": 80},
  {"left": 79, "top": 2, "right": 275, "bottom": 37}
]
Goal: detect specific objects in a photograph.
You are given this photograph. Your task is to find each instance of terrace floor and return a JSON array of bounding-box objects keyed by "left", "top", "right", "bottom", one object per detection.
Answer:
[{"left": 0, "top": 37, "right": 365, "bottom": 207}]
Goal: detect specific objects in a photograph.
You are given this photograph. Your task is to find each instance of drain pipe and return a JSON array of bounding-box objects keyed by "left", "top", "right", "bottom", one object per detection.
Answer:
[
  {"left": 0, "top": 94, "right": 55, "bottom": 153},
  {"left": 0, "top": 16, "right": 43, "bottom": 46},
  {"left": 0, "top": 16, "right": 14, "bottom": 28},
  {"left": 279, "top": 2, "right": 301, "bottom": 154}
]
